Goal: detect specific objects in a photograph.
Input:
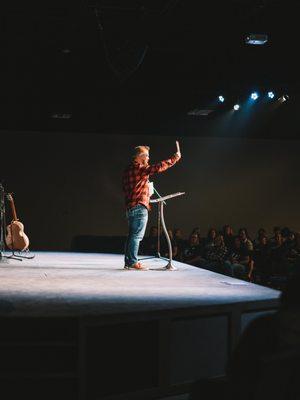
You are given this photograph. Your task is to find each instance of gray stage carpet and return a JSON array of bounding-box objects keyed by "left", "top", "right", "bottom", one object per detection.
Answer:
[{"left": 0, "top": 252, "right": 280, "bottom": 316}]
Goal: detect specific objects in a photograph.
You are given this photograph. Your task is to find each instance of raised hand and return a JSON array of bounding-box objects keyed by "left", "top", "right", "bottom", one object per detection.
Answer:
[{"left": 175, "top": 140, "right": 181, "bottom": 160}]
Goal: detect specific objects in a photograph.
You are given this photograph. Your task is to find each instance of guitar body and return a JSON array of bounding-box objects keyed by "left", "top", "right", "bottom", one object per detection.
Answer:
[
  {"left": 5, "top": 193, "right": 30, "bottom": 251},
  {"left": 6, "top": 221, "right": 30, "bottom": 251}
]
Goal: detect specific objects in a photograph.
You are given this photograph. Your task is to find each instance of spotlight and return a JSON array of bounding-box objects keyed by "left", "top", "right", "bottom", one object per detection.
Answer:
[
  {"left": 278, "top": 94, "right": 289, "bottom": 102},
  {"left": 282, "top": 94, "right": 289, "bottom": 101},
  {"left": 245, "top": 34, "right": 268, "bottom": 45},
  {"left": 233, "top": 104, "right": 240, "bottom": 111},
  {"left": 251, "top": 92, "right": 259, "bottom": 100},
  {"left": 218, "top": 95, "right": 225, "bottom": 103},
  {"left": 267, "top": 91, "right": 275, "bottom": 99}
]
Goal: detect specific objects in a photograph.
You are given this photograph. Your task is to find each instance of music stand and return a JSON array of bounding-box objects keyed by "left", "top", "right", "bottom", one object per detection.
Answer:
[{"left": 142, "top": 191, "right": 185, "bottom": 271}]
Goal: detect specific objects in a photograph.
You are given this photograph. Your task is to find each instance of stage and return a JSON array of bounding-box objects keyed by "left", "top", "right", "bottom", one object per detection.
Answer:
[
  {"left": 0, "top": 251, "right": 279, "bottom": 316},
  {"left": 0, "top": 252, "right": 280, "bottom": 400}
]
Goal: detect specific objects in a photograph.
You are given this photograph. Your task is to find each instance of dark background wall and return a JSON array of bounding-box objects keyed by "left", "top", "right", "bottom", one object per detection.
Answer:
[{"left": 1, "top": 131, "right": 299, "bottom": 251}]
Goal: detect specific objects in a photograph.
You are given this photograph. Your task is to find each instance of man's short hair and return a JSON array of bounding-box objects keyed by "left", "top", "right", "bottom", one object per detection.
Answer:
[{"left": 134, "top": 145, "right": 150, "bottom": 158}]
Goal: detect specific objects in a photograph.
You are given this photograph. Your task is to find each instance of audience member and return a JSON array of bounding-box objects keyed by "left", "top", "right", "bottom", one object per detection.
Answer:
[
  {"left": 270, "top": 226, "right": 282, "bottom": 245},
  {"left": 173, "top": 228, "right": 187, "bottom": 261},
  {"left": 222, "top": 225, "right": 235, "bottom": 252},
  {"left": 182, "top": 233, "right": 205, "bottom": 267},
  {"left": 253, "top": 227, "right": 267, "bottom": 246},
  {"left": 238, "top": 228, "right": 254, "bottom": 252},
  {"left": 141, "top": 224, "right": 299, "bottom": 287},
  {"left": 201, "top": 234, "right": 228, "bottom": 273},
  {"left": 253, "top": 235, "right": 272, "bottom": 284},
  {"left": 270, "top": 231, "right": 289, "bottom": 275},
  {"left": 224, "top": 236, "right": 252, "bottom": 279}
]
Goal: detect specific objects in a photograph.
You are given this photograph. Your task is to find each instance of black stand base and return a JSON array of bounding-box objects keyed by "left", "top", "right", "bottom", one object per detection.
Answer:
[
  {"left": 139, "top": 255, "right": 177, "bottom": 271},
  {"left": 5, "top": 249, "right": 35, "bottom": 261}
]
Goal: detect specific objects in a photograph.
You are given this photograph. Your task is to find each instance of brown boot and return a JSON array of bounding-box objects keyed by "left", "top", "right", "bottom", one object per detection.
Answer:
[{"left": 127, "top": 262, "right": 149, "bottom": 270}]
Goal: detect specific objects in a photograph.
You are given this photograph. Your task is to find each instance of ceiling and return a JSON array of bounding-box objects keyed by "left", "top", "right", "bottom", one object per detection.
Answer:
[{"left": 0, "top": 0, "right": 299, "bottom": 138}]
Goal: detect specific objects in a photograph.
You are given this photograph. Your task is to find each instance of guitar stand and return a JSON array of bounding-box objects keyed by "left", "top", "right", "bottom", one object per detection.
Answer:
[{"left": 5, "top": 249, "right": 35, "bottom": 261}]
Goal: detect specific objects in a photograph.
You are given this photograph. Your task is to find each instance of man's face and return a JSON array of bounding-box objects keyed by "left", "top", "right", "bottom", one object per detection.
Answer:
[
  {"left": 137, "top": 151, "right": 149, "bottom": 166},
  {"left": 211, "top": 230, "right": 216, "bottom": 239},
  {"left": 190, "top": 234, "right": 198, "bottom": 245},
  {"left": 239, "top": 230, "right": 246, "bottom": 240},
  {"left": 288, "top": 233, "right": 295, "bottom": 241},
  {"left": 260, "top": 236, "right": 267, "bottom": 245}
]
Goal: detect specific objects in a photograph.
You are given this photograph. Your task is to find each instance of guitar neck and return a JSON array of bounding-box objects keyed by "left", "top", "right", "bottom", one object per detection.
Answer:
[{"left": 9, "top": 196, "right": 18, "bottom": 221}]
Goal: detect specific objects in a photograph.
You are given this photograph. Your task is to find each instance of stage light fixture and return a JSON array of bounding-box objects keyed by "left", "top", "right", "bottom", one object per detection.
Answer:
[
  {"left": 245, "top": 34, "right": 268, "bottom": 45},
  {"left": 267, "top": 91, "right": 275, "bottom": 99},
  {"left": 51, "top": 113, "right": 72, "bottom": 119},
  {"left": 218, "top": 95, "right": 225, "bottom": 103},
  {"left": 251, "top": 92, "right": 259, "bottom": 100},
  {"left": 278, "top": 94, "right": 289, "bottom": 102},
  {"left": 187, "top": 109, "right": 214, "bottom": 116},
  {"left": 233, "top": 104, "right": 240, "bottom": 111},
  {"left": 282, "top": 94, "right": 289, "bottom": 101}
]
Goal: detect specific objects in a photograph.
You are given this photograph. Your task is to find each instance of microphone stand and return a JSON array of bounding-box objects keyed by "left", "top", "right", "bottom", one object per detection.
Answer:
[
  {"left": 153, "top": 186, "right": 166, "bottom": 258},
  {"left": 140, "top": 185, "right": 167, "bottom": 261},
  {"left": 140, "top": 187, "right": 185, "bottom": 271}
]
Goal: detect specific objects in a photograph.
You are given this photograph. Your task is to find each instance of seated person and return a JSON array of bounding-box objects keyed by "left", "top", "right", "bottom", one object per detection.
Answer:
[
  {"left": 173, "top": 228, "right": 187, "bottom": 261},
  {"left": 253, "top": 235, "right": 272, "bottom": 284},
  {"left": 238, "top": 228, "right": 254, "bottom": 252},
  {"left": 253, "top": 227, "right": 268, "bottom": 246},
  {"left": 286, "top": 232, "right": 300, "bottom": 264},
  {"left": 222, "top": 225, "right": 235, "bottom": 252},
  {"left": 182, "top": 233, "right": 205, "bottom": 267},
  {"left": 204, "top": 228, "right": 217, "bottom": 249},
  {"left": 201, "top": 234, "right": 228, "bottom": 273},
  {"left": 270, "top": 231, "right": 290, "bottom": 276},
  {"left": 269, "top": 226, "right": 282, "bottom": 245},
  {"left": 224, "top": 236, "right": 252, "bottom": 279}
]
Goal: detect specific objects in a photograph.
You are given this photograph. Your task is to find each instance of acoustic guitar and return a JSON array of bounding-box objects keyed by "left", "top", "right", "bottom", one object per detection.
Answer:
[{"left": 5, "top": 193, "right": 30, "bottom": 251}]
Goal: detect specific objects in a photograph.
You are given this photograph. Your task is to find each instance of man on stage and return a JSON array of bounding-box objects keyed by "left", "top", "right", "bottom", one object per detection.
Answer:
[{"left": 123, "top": 142, "right": 181, "bottom": 270}]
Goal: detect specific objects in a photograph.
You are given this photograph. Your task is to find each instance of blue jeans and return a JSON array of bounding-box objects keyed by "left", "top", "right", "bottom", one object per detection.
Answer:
[
  {"left": 224, "top": 260, "right": 246, "bottom": 278},
  {"left": 124, "top": 204, "right": 148, "bottom": 266}
]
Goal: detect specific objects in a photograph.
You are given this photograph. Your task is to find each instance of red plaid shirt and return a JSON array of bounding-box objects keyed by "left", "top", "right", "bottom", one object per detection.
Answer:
[{"left": 122, "top": 155, "right": 179, "bottom": 210}]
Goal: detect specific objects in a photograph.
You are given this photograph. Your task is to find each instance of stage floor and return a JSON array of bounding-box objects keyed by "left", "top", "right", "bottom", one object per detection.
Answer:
[{"left": 0, "top": 252, "right": 280, "bottom": 316}]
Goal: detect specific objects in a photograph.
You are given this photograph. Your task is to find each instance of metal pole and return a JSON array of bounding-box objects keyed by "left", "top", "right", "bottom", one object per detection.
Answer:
[
  {"left": 160, "top": 202, "right": 176, "bottom": 271},
  {"left": 157, "top": 203, "right": 161, "bottom": 257}
]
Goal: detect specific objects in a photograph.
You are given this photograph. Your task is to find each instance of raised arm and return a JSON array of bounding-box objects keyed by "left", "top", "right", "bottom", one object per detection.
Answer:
[
  {"left": 141, "top": 141, "right": 181, "bottom": 176},
  {"left": 140, "top": 154, "right": 178, "bottom": 176}
]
